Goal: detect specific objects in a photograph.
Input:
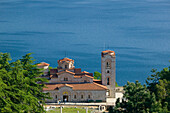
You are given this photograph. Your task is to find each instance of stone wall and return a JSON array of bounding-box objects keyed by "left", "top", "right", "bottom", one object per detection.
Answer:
[
  {"left": 49, "top": 72, "right": 93, "bottom": 83},
  {"left": 43, "top": 87, "right": 106, "bottom": 103}
]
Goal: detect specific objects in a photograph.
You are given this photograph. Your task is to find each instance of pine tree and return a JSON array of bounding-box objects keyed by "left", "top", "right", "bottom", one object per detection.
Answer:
[{"left": 0, "top": 53, "right": 49, "bottom": 112}]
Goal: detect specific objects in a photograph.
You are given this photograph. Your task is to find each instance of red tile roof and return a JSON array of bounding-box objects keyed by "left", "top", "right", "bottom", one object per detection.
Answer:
[
  {"left": 37, "top": 62, "right": 49, "bottom": 66},
  {"left": 43, "top": 83, "right": 107, "bottom": 91},
  {"left": 82, "top": 71, "right": 89, "bottom": 73},
  {"left": 58, "top": 58, "right": 74, "bottom": 63},
  {"left": 74, "top": 76, "right": 82, "bottom": 78},
  {"left": 84, "top": 75, "right": 93, "bottom": 79},
  {"left": 102, "top": 50, "right": 115, "bottom": 56},
  {"left": 57, "top": 70, "right": 75, "bottom": 75}
]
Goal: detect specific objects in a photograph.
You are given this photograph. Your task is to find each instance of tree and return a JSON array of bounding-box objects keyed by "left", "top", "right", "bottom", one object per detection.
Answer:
[
  {"left": 146, "top": 67, "right": 170, "bottom": 111},
  {"left": 94, "top": 71, "right": 101, "bottom": 80},
  {"left": 114, "top": 81, "right": 160, "bottom": 113},
  {"left": 114, "top": 64, "right": 170, "bottom": 113},
  {"left": 0, "top": 53, "right": 49, "bottom": 113}
]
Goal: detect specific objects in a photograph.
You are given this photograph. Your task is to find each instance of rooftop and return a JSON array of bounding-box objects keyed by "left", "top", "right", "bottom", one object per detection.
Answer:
[
  {"left": 101, "top": 50, "right": 115, "bottom": 56},
  {"left": 58, "top": 57, "right": 74, "bottom": 63},
  {"left": 43, "top": 83, "right": 107, "bottom": 91},
  {"left": 37, "top": 62, "right": 50, "bottom": 66}
]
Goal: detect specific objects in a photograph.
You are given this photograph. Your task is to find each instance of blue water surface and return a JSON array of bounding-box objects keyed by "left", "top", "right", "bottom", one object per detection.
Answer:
[{"left": 0, "top": 0, "right": 170, "bottom": 86}]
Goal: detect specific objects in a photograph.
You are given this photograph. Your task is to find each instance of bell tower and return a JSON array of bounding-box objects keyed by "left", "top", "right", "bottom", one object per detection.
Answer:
[{"left": 101, "top": 50, "right": 116, "bottom": 98}]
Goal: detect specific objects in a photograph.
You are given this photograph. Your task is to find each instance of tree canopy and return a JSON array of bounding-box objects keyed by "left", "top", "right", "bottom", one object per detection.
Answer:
[
  {"left": 113, "top": 64, "right": 170, "bottom": 113},
  {"left": 0, "top": 53, "right": 49, "bottom": 113}
]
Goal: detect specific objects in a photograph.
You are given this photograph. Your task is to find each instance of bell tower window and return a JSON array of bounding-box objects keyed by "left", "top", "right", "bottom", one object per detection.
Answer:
[
  {"left": 65, "top": 65, "right": 67, "bottom": 69},
  {"left": 106, "top": 62, "right": 109, "bottom": 67},
  {"left": 107, "top": 77, "right": 110, "bottom": 85},
  {"left": 106, "top": 62, "right": 110, "bottom": 68}
]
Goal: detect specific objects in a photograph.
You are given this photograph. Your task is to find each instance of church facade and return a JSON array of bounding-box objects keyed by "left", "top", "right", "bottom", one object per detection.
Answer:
[{"left": 38, "top": 50, "right": 118, "bottom": 102}]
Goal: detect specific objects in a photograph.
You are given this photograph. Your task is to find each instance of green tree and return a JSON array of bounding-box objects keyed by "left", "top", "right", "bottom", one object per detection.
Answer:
[
  {"left": 0, "top": 53, "right": 49, "bottom": 113},
  {"left": 94, "top": 71, "right": 101, "bottom": 80},
  {"left": 114, "top": 81, "right": 159, "bottom": 113},
  {"left": 146, "top": 67, "right": 170, "bottom": 111}
]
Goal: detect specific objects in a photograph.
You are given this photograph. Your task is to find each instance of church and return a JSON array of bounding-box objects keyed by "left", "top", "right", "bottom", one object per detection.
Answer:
[{"left": 38, "top": 50, "right": 122, "bottom": 103}]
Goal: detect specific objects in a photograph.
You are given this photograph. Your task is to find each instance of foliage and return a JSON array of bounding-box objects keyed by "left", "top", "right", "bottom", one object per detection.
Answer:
[
  {"left": 114, "top": 81, "right": 160, "bottom": 113},
  {"left": 146, "top": 67, "right": 170, "bottom": 111},
  {"left": 113, "top": 64, "right": 170, "bottom": 113},
  {"left": 94, "top": 71, "right": 101, "bottom": 80},
  {"left": 0, "top": 53, "right": 49, "bottom": 113},
  {"left": 108, "top": 106, "right": 114, "bottom": 113},
  {"left": 115, "top": 82, "right": 119, "bottom": 87}
]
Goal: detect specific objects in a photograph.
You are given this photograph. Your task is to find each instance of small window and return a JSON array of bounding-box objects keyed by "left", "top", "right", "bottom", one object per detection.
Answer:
[
  {"left": 107, "top": 78, "right": 110, "bottom": 85},
  {"left": 64, "top": 77, "right": 68, "bottom": 81},
  {"left": 88, "top": 95, "right": 90, "bottom": 99},
  {"left": 56, "top": 95, "right": 57, "bottom": 99},
  {"left": 65, "top": 65, "right": 67, "bottom": 69},
  {"left": 74, "top": 95, "right": 76, "bottom": 99},
  {"left": 84, "top": 80, "right": 87, "bottom": 83},
  {"left": 81, "top": 95, "right": 83, "bottom": 99},
  {"left": 106, "top": 62, "right": 109, "bottom": 67},
  {"left": 107, "top": 70, "right": 110, "bottom": 73}
]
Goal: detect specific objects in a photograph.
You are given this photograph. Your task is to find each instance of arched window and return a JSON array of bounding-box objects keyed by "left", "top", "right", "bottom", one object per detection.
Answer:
[
  {"left": 106, "top": 62, "right": 109, "bottom": 67},
  {"left": 65, "top": 65, "right": 67, "bottom": 69},
  {"left": 56, "top": 95, "right": 57, "bottom": 99},
  {"left": 107, "top": 70, "right": 110, "bottom": 73},
  {"left": 107, "top": 77, "right": 110, "bottom": 85},
  {"left": 88, "top": 95, "right": 90, "bottom": 99},
  {"left": 81, "top": 95, "right": 83, "bottom": 99},
  {"left": 74, "top": 95, "right": 76, "bottom": 99}
]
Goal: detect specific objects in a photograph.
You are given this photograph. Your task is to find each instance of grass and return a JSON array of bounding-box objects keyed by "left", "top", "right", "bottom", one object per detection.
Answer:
[{"left": 47, "top": 107, "right": 92, "bottom": 113}]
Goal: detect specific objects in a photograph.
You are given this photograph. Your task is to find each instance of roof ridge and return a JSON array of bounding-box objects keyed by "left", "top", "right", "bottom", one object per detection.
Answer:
[
  {"left": 57, "top": 70, "right": 75, "bottom": 75},
  {"left": 93, "top": 82, "right": 108, "bottom": 89}
]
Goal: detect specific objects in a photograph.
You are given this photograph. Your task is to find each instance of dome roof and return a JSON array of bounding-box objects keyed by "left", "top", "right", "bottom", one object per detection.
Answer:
[{"left": 58, "top": 57, "right": 74, "bottom": 63}]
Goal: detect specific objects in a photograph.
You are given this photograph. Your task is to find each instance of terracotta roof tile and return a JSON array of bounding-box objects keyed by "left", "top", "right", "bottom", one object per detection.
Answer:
[
  {"left": 74, "top": 76, "right": 82, "bottom": 78},
  {"left": 58, "top": 57, "right": 74, "bottom": 63},
  {"left": 84, "top": 74, "right": 94, "bottom": 79},
  {"left": 57, "top": 70, "right": 75, "bottom": 75},
  {"left": 43, "top": 83, "right": 107, "bottom": 91},
  {"left": 101, "top": 50, "right": 115, "bottom": 56},
  {"left": 82, "top": 71, "right": 89, "bottom": 73},
  {"left": 37, "top": 62, "right": 49, "bottom": 66},
  {"left": 43, "top": 84, "right": 64, "bottom": 90}
]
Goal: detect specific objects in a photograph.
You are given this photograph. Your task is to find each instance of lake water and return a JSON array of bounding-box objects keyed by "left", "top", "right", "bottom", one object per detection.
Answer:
[{"left": 0, "top": 0, "right": 170, "bottom": 86}]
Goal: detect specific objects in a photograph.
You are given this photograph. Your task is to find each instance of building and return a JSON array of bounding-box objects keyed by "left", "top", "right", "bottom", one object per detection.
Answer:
[
  {"left": 39, "top": 50, "right": 123, "bottom": 103},
  {"left": 37, "top": 62, "right": 50, "bottom": 76}
]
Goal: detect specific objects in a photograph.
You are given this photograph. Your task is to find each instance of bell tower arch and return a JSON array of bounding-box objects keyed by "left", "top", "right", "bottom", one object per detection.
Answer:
[{"left": 101, "top": 50, "right": 116, "bottom": 98}]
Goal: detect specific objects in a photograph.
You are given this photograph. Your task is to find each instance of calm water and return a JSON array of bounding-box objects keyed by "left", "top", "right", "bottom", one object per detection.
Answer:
[{"left": 0, "top": 0, "right": 170, "bottom": 86}]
